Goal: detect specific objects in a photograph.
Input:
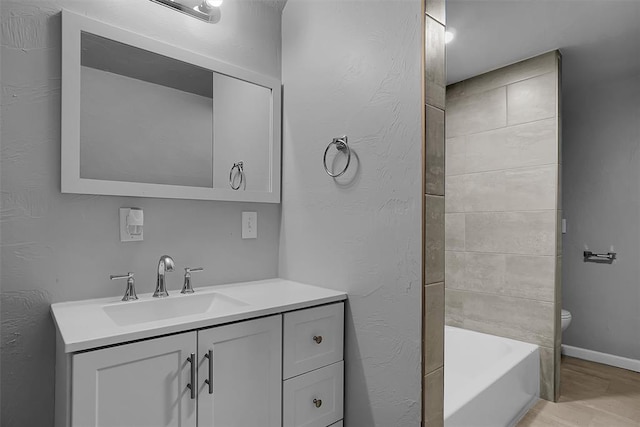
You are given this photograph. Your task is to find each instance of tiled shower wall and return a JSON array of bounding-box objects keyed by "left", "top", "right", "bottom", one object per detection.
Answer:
[
  {"left": 444, "top": 51, "right": 562, "bottom": 401},
  {"left": 423, "top": 0, "right": 446, "bottom": 424}
]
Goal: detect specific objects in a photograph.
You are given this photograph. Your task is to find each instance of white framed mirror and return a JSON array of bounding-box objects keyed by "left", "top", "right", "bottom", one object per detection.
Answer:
[{"left": 61, "top": 10, "right": 281, "bottom": 202}]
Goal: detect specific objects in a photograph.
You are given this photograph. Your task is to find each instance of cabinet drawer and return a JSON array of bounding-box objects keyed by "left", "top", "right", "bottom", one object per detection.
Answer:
[
  {"left": 283, "top": 361, "right": 344, "bottom": 427},
  {"left": 283, "top": 302, "right": 344, "bottom": 379}
]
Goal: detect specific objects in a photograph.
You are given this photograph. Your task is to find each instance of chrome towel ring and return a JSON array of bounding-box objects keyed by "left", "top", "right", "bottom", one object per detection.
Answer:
[
  {"left": 323, "top": 136, "right": 351, "bottom": 177},
  {"left": 229, "top": 161, "right": 244, "bottom": 190}
]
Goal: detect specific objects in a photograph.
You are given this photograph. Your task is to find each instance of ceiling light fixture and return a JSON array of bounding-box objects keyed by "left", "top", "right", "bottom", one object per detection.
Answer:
[
  {"left": 445, "top": 30, "right": 455, "bottom": 44},
  {"left": 196, "top": 0, "right": 223, "bottom": 13},
  {"left": 150, "top": 0, "right": 222, "bottom": 23}
]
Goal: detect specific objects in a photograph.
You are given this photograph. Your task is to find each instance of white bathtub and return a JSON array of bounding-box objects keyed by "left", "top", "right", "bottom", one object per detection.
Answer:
[{"left": 444, "top": 326, "right": 540, "bottom": 427}]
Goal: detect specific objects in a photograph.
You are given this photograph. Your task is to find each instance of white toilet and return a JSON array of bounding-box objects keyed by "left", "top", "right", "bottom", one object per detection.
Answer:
[{"left": 561, "top": 309, "right": 572, "bottom": 331}]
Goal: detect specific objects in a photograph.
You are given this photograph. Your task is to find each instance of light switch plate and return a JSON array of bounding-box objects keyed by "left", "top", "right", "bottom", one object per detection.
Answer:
[{"left": 242, "top": 212, "right": 257, "bottom": 239}]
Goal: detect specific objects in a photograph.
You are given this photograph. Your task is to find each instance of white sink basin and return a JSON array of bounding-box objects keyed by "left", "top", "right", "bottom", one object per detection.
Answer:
[
  {"left": 51, "top": 279, "right": 347, "bottom": 353},
  {"left": 103, "top": 293, "right": 250, "bottom": 327}
]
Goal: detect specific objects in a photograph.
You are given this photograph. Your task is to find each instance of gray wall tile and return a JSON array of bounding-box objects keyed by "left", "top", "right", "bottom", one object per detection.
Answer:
[
  {"left": 504, "top": 165, "right": 557, "bottom": 211},
  {"left": 446, "top": 80, "right": 466, "bottom": 101},
  {"left": 459, "top": 252, "right": 506, "bottom": 292},
  {"left": 445, "top": 252, "right": 556, "bottom": 302},
  {"left": 556, "top": 209, "right": 562, "bottom": 255},
  {"left": 539, "top": 346, "right": 560, "bottom": 401},
  {"left": 465, "top": 118, "right": 557, "bottom": 173},
  {"left": 555, "top": 255, "right": 562, "bottom": 311},
  {"left": 507, "top": 72, "right": 557, "bottom": 125},
  {"left": 424, "top": 282, "right": 445, "bottom": 373},
  {"left": 425, "top": 0, "right": 445, "bottom": 25},
  {"left": 423, "top": 8, "right": 445, "bottom": 424},
  {"left": 445, "top": 136, "right": 465, "bottom": 176},
  {"left": 444, "top": 213, "right": 465, "bottom": 251},
  {"left": 465, "top": 211, "right": 557, "bottom": 255},
  {"left": 554, "top": 303, "right": 562, "bottom": 349},
  {"left": 554, "top": 343, "right": 561, "bottom": 401},
  {"left": 445, "top": 250, "right": 465, "bottom": 289},
  {"left": 423, "top": 367, "right": 444, "bottom": 427},
  {"left": 425, "top": 105, "right": 445, "bottom": 196},
  {"left": 447, "top": 52, "right": 557, "bottom": 101},
  {"left": 446, "top": 87, "right": 507, "bottom": 138},
  {"left": 445, "top": 289, "right": 555, "bottom": 347},
  {"left": 425, "top": 16, "right": 445, "bottom": 109},
  {"left": 462, "top": 170, "right": 505, "bottom": 212},
  {"left": 445, "top": 252, "right": 505, "bottom": 293},
  {"left": 444, "top": 293, "right": 464, "bottom": 327},
  {"left": 453, "top": 166, "right": 556, "bottom": 213},
  {"left": 557, "top": 163, "right": 562, "bottom": 210},
  {"left": 444, "top": 174, "right": 465, "bottom": 213},
  {"left": 504, "top": 255, "right": 556, "bottom": 302},
  {"left": 426, "top": 195, "right": 445, "bottom": 284}
]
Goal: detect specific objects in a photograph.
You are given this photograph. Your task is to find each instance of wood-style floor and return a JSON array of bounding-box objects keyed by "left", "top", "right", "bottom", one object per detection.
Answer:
[{"left": 517, "top": 356, "right": 640, "bottom": 427}]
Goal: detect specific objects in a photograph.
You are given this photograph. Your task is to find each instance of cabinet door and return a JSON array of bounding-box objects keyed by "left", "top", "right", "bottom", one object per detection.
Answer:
[
  {"left": 197, "top": 315, "right": 282, "bottom": 427},
  {"left": 72, "top": 331, "right": 197, "bottom": 427}
]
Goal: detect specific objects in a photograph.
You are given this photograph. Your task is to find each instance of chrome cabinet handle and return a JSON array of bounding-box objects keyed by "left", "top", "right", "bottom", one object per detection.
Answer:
[
  {"left": 313, "top": 398, "right": 322, "bottom": 408},
  {"left": 313, "top": 335, "right": 323, "bottom": 344},
  {"left": 204, "top": 350, "right": 213, "bottom": 395},
  {"left": 187, "top": 353, "right": 196, "bottom": 399}
]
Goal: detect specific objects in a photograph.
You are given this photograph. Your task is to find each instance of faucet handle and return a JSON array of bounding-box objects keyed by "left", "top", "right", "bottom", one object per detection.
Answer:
[
  {"left": 181, "top": 267, "right": 204, "bottom": 294},
  {"left": 110, "top": 272, "right": 134, "bottom": 281},
  {"left": 110, "top": 272, "right": 138, "bottom": 301}
]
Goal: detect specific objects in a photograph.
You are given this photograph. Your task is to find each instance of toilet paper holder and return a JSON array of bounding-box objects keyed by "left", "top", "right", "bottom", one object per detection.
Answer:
[{"left": 583, "top": 251, "right": 616, "bottom": 262}]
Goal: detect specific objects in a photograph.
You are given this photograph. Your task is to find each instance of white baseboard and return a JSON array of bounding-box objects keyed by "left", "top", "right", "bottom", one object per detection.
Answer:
[{"left": 562, "top": 345, "right": 640, "bottom": 373}]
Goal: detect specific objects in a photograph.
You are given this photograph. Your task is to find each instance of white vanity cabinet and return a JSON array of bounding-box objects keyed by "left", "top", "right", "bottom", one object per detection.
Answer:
[
  {"left": 52, "top": 279, "right": 347, "bottom": 427},
  {"left": 65, "top": 315, "right": 282, "bottom": 427}
]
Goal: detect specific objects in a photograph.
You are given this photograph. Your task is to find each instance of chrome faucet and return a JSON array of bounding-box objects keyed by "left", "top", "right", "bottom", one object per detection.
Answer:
[{"left": 153, "top": 255, "right": 175, "bottom": 297}]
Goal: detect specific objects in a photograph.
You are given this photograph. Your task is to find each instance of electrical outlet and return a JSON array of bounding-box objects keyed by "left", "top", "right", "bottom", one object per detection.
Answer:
[
  {"left": 120, "top": 208, "right": 144, "bottom": 242},
  {"left": 242, "top": 212, "right": 257, "bottom": 239}
]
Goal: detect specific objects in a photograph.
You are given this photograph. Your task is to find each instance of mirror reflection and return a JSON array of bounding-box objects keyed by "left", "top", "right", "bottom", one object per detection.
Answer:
[
  {"left": 212, "top": 73, "right": 271, "bottom": 192},
  {"left": 80, "top": 32, "right": 215, "bottom": 187},
  {"left": 78, "top": 31, "right": 273, "bottom": 192}
]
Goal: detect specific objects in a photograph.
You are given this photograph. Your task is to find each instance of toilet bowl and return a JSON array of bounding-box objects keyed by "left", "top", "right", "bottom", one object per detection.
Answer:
[{"left": 561, "top": 309, "right": 572, "bottom": 332}]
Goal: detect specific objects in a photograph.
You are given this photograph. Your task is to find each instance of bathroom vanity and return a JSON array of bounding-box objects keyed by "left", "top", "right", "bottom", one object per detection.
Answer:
[{"left": 51, "top": 279, "right": 346, "bottom": 427}]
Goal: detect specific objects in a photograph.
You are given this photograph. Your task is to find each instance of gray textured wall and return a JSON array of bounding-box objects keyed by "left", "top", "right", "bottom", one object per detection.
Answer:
[
  {"left": 0, "top": 1, "right": 282, "bottom": 425},
  {"left": 279, "top": 1, "right": 423, "bottom": 425},
  {"left": 562, "top": 73, "right": 640, "bottom": 360}
]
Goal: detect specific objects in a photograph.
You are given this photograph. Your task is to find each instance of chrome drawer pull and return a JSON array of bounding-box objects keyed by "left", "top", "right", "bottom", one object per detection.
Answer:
[
  {"left": 204, "top": 350, "right": 213, "bottom": 395},
  {"left": 313, "top": 398, "right": 322, "bottom": 408},
  {"left": 187, "top": 353, "right": 196, "bottom": 399},
  {"left": 313, "top": 335, "right": 323, "bottom": 344}
]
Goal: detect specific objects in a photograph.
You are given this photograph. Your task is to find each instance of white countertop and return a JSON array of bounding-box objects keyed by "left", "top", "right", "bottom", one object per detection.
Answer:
[{"left": 51, "top": 278, "right": 347, "bottom": 353}]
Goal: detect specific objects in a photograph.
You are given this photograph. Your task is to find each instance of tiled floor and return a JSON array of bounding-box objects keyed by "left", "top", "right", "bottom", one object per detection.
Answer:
[{"left": 518, "top": 356, "right": 640, "bottom": 427}]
